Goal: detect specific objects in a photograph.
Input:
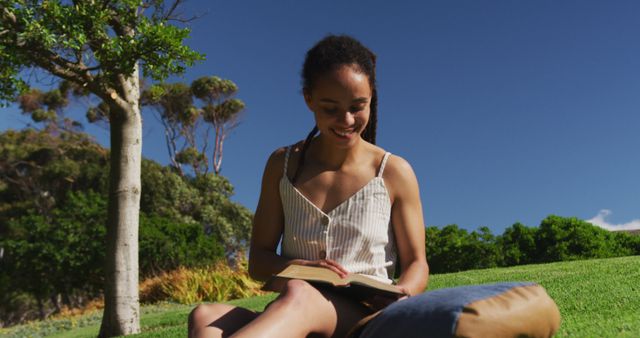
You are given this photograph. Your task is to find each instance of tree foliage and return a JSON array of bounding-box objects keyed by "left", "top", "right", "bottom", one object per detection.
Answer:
[
  {"left": 192, "top": 76, "right": 245, "bottom": 174},
  {"left": 140, "top": 158, "right": 253, "bottom": 251},
  {"left": 0, "top": 128, "right": 252, "bottom": 252},
  {"left": 0, "top": 0, "right": 203, "bottom": 105},
  {"left": 14, "top": 80, "right": 91, "bottom": 133},
  {"left": 141, "top": 76, "right": 245, "bottom": 176},
  {"left": 0, "top": 128, "right": 108, "bottom": 232}
]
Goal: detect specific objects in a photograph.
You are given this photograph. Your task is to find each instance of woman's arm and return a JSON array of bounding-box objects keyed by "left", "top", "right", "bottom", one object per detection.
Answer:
[
  {"left": 248, "top": 148, "right": 348, "bottom": 282},
  {"left": 248, "top": 148, "right": 291, "bottom": 281},
  {"left": 385, "top": 155, "right": 429, "bottom": 296}
]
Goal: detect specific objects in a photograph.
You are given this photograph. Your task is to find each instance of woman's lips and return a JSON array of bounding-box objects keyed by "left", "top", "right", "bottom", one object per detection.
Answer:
[{"left": 331, "top": 128, "right": 356, "bottom": 139}]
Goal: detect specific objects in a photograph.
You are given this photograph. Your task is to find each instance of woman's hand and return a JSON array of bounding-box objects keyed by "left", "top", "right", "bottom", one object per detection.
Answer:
[
  {"left": 289, "top": 258, "right": 349, "bottom": 278},
  {"left": 395, "top": 284, "right": 411, "bottom": 300},
  {"left": 263, "top": 259, "right": 349, "bottom": 293}
]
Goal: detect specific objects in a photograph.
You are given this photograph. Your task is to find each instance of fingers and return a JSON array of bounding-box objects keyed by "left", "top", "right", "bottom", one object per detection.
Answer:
[
  {"left": 309, "top": 259, "right": 348, "bottom": 278},
  {"left": 396, "top": 285, "right": 411, "bottom": 297},
  {"left": 320, "top": 259, "right": 349, "bottom": 278},
  {"left": 293, "top": 259, "right": 349, "bottom": 278},
  {"left": 393, "top": 285, "right": 411, "bottom": 301}
]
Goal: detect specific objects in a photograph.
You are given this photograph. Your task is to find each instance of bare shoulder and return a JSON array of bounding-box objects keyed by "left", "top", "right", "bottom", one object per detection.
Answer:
[
  {"left": 383, "top": 154, "right": 417, "bottom": 181},
  {"left": 262, "top": 146, "right": 288, "bottom": 180},
  {"left": 264, "top": 142, "right": 305, "bottom": 179},
  {"left": 381, "top": 154, "right": 420, "bottom": 201},
  {"left": 265, "top": 147, "right": 286, "bottom": 170}
]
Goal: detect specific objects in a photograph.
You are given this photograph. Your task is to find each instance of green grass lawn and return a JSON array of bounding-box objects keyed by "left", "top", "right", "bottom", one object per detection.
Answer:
[{"left": 3, "top": 255, "right": 638, "bottom": 337}]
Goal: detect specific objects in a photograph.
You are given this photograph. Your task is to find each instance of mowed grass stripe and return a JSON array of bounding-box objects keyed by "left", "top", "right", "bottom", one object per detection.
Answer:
[{"left": 2, "top": 256, "right": 638, "bottom": 337}]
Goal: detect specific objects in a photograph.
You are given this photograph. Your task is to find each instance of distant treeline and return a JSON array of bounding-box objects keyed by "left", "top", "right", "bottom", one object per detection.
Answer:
[{"left": 425, "top": 216, "right": 640, "bottom": 274}]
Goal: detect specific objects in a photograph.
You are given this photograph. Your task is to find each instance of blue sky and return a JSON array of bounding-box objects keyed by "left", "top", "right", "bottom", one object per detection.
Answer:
[{"left": 2, "top": 1, "right": 639, "bottom": 234}]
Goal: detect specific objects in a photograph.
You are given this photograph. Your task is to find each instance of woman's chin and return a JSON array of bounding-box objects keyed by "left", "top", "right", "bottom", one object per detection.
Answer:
[
  {"left": 318, "top": 131, "right": 360, "bottom": 149},
  {"left": 331, "top": 134, "right": 361, "bottom": 148}
]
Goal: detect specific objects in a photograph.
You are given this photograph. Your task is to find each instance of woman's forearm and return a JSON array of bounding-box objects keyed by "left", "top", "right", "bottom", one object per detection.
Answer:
[
  {"left": 249, "top": 248, "right": 348, "bottom": 282},
  {"left": 395, "top": 259, "right": 429, "bottom": 296},
  {"left": 248, "top": 248, "right": 295, "bottom": 281}
]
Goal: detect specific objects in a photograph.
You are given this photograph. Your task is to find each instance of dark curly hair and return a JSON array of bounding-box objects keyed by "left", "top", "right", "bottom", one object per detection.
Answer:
[{"left": 292, "top": 34, "right": 378, "bottom": 184}]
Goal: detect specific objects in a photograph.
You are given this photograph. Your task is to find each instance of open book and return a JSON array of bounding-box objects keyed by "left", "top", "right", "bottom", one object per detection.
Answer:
[{"left": 264, "top": 264, "right": 405, "bottom": 301}]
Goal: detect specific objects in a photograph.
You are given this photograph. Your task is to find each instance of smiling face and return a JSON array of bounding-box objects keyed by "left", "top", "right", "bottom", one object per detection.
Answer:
[{"left": 304, "top": 64, "right": 372, "bottom": 148}]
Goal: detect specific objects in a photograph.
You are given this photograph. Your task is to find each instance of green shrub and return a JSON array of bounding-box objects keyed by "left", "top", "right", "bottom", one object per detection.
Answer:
[
  {"left": 139, "top": 262, "right": 263, "bottom": 304},
  {"left": 535, "top": 215, "right": 634, "bottom": 262},
  {"left": 140, "top": 160, "right": 253, "bottom": 253},
  {"left": 499, "top": 222, "right": 537, "bottom": 266},
  {"left": 0, "top": 191, "right": 226, "bottom": 324},
  {"left": 425, "top": 225, "right": 500, "bottom": 273},
  {"left": 139, "top": 215, "right": 225, "bottom": 277},
  {"left": 1, "top": 191, "right": 107, "bottom": 309},
  {"left": 613, "top": 231, "right": 640, "bottom": 255}
]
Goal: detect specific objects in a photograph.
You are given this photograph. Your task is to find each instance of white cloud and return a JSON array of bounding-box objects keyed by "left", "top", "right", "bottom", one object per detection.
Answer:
[{"left": 586, "top": 209, "right": 640, "bottom": 231}]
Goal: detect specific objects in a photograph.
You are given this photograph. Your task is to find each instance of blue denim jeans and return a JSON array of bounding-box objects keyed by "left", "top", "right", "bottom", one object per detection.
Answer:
[{"left": 358, "top": 282, "right": 560, "bottom": 338}]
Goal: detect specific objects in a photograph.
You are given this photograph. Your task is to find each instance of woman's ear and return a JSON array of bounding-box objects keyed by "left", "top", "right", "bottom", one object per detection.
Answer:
[{"left": 303, "top": 90, "right": 313, "bottom": 109}]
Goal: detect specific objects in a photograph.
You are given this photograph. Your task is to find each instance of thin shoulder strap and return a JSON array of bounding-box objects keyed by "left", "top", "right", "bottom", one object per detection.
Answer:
[
  {"left": 283, "top": 146, "right": 291, "bottom": 178},
  {"left": 377, "top": 152, "right": 392, "bottom": 177}
]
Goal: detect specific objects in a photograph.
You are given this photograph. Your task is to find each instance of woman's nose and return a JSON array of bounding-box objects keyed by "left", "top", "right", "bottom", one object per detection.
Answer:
[{"left": 338, "top": 111, "right": 355, "bottom": 125}]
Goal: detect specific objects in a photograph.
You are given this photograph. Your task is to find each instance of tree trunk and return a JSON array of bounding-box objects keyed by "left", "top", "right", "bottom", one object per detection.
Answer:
[
  {"left": 99, "top": 68, "right": 142, "bottom": 337},
  {"left": 50, "top": 293, "right": 61, "bottom": 314},
  {"left": 36, "top": 295, "right": 45, "bottom": 320},
  {"left": 213, "top": 124, "right": 222, "bottom": 174}
]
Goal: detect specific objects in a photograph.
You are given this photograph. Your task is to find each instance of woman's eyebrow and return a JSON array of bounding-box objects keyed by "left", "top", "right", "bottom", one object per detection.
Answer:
[
  {"left": 320, "top": 98, "right": 339, "bottom": 103},
  {"left": 319, "top": 98, "right": 369, "bottom": 103}
]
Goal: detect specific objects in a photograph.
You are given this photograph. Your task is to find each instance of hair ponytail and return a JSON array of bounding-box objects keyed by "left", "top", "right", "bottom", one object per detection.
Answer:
[
  {"left": 362, "top": 87, "right": 377, "bottom": 144},
  {"left": 291, "top": 126, "right": 318, "bottom": 184}
]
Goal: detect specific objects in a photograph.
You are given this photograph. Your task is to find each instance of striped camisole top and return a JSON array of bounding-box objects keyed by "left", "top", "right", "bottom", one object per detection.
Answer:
[{"left": 279, "top": 146, "right": 397, "bottom": 283}]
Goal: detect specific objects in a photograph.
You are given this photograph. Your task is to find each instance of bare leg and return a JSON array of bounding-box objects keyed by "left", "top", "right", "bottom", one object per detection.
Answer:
[
  {"left": 230, "top": 279, "right": 372, "bottom": 338},
  {"left": 188, "top": 303, "right": 259, "bottom": 338}
]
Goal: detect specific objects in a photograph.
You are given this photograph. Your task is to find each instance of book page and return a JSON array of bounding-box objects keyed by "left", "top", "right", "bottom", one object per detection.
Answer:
[{"left": 275, "top": 265, "right": 403, "bottom": 295}]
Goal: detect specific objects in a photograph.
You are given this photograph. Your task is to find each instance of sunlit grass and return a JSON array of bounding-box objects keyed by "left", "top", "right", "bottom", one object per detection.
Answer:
[{"left": 2, "top": 256, "right": 638, "bottom": 337}]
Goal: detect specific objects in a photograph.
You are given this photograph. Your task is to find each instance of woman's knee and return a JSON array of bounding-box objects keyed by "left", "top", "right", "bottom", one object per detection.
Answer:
[
  {"left": 188, "top": 303, "right": 230, "bottom": 328},
  {"left": 188, "top": 303, "right": 260, "bottom": 338},
  {"left": 283, "top": 279, "right": 320, "bottom": 297},
  {"left": 276, "top": 279, "right": 327, "bottom": 311}
]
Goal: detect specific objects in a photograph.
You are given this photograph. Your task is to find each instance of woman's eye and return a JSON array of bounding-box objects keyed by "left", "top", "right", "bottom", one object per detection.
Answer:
[{"left": 322, "top": 106, "right": 364, "bottom": 114}]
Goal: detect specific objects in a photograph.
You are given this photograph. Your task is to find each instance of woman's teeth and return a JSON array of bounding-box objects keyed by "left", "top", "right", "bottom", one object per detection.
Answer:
[{"left": 335, "top": 129, "right": 353, "bottom": 137}]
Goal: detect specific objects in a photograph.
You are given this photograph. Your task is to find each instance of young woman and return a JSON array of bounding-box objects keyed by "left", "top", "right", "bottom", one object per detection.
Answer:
[{"left": 188, "top": 34, "right": 429, "bottom": 338}]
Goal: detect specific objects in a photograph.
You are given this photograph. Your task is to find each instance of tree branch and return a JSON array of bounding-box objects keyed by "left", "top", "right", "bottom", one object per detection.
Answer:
[
  {"left": 29, "top": 51, "right": 91, "bottom": 91},
  {"left": 202, "top": 124, "right": 211, "bottom": 174}
]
